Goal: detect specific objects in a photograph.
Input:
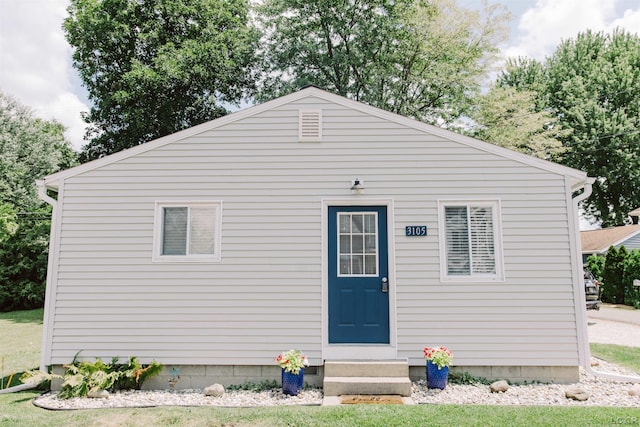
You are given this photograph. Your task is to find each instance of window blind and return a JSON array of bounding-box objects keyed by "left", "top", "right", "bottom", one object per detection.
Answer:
[
  {"left": 162, "top": 207, "right": 188, "bottom": 255},
  {"left": 445, "top": 205, "right": 496, "bottom": 276}
]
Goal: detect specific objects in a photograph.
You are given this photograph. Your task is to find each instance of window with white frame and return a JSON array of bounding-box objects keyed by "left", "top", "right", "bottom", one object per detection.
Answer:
[
  {"left": 439, "top": 201, "right": 503, "bottom": 281},
  {"left": 154, "top": 202, "right": 221, "bottom": 262}
]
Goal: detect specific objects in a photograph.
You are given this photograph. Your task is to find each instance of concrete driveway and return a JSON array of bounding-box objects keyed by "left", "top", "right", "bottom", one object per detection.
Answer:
[{"left": 587, "top": 304, "right": 640, "bottom": 347}]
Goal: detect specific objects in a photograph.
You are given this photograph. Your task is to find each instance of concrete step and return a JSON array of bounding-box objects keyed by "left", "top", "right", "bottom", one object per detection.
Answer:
[
  {"left": 324, "top": 360, "right": 409, "bottom": 378},
  {"left": 323, "top": 360, "right": 411, "bottom": 397},
  {"left": 323, "top": 376, "right": 412, "bottom": 396}
]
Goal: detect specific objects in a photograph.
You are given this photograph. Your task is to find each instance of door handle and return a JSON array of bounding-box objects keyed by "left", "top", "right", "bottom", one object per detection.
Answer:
[{"left": 381, "top": 277, "right": 389, "bottom": 293}]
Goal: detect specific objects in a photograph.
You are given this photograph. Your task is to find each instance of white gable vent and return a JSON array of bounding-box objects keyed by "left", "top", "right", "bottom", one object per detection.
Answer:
[{"left": 298, "top": 110, "right": 322, "bottom": 141}]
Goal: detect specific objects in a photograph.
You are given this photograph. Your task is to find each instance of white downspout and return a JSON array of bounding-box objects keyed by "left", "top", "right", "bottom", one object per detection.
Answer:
[
  {"left": 37, "top": 180, "right": 57, "bottom": 207},
  {"left": 571, "top": 178, "right": 640, "bottom": 383},
  {"left": 36, "top": 180, "right": 57, "bottom": 373}
]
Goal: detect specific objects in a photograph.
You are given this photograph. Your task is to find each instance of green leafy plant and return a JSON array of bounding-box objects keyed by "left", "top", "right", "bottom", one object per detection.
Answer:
[
  {"left": 60, "top": 359, "right": 120, "bottom": 398},
  {"left": 448, "top": 371, "right": 491, "bottom": 385},
  {"left": 110, "top": 356, "right": 163, "bottom": 391},
  {"left": 275, "top": 349, "right": 309, "bottom": 374},
  {"left": 423, "top": 346, "right": 453, "bottom": 369},
  {"left": 23, "top": 354, "right": 162, "bottom": 398},
  {"left": 227, "top": 380, "right": 279, "bottom": 392}
]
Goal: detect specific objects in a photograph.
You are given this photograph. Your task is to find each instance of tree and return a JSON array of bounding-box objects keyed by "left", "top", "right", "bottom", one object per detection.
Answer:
[
  {"left": 622, "top": 249, "right": 640, "bottom": 308},
  {"left": 602, "top": 245, "right": 627, "bottom": 304},
  {"left": 545, "top": 30, "right": 640, "bottom": 226},
  {"left": 495, "top": 30, "right": 640, "bottom": 226},
  {"left": 257, "top": 0, "right": 509, "bottom": 126},
  {"left": 0, "top": 91, "right": 77, "bottom": 311},
  {"left": 64, "top": 0, "right": 259, "bottom": 161},
  {"left": 470, "top": 84, "right": 563, "bottom": 160}
]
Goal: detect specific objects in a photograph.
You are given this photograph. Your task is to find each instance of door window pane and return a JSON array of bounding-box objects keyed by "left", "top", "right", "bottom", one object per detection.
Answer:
[
  {"left": 339, "top": 235, "right": 351, "bottom": 254},
  {"left": 352, "top": 215, "right": 363, "bottom": 233},
  {"left": 337, "top": 212, "right": 378, "bottom": 276}
]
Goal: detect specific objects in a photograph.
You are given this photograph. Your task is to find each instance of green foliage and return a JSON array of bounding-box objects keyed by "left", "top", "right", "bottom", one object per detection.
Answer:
[
  {"left": 622, "top": 250, "right": 640, "bottom": 308},
  {"left": 0, "top": 92, "right": 77, "bottom": 312},
  {"left": 226, "top": 380, "right": 279, "bottom": 392},
  {"left": 593, "top": 247, "right": 640, "bottom": 306},
  {"left": 448, "top": 371, "right": 491, "bottom": 385},
  {"left": 546, "top": 30, "right": 640, "bottom": 226},
  {"left": 602, "top": 246, "right": 627, "bottom": 304},
  {"left": 497, "top": 30, "right": 640, "bottom": 226},
  {"left": 64, "top": 0, "right": 259, "bottom": 161},
  {"left": 275, "top": 349, "right": 308, "bottom": 374},
  {"left": 257, "top": 0, "right": 509, "bottom": 127},
  {"left": 585, "top": 254, "right": 605, "bottom": 283},
  {"left": 55, "top": 355, "right": 162, "bottom": 398},
  {"left": 111, "top": 356, "right": 164, "bottom": 391},
  {"left": 470, "top": 84, "right": 564, "bottom": 160},
  {"left": 0, "top": 203, "right": 18, "bottom": 243}
]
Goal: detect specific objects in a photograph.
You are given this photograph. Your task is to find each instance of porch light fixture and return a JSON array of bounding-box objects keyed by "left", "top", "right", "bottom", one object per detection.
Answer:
[{"left": 351, "top": 178, "right": 365, "bottom": 193}]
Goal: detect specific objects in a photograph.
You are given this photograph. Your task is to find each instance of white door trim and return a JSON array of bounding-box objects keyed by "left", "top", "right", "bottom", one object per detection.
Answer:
[{"left": 321, "top": 198, "right": 397, "bottom": 360}]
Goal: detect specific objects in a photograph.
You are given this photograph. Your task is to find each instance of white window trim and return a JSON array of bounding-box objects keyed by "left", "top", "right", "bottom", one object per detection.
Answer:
[
  {"left": 153, "top": 201, "right": 222, "bottom": 263},
  {"left": 437, "top": 199, "right": 504, "bottom": 282}
]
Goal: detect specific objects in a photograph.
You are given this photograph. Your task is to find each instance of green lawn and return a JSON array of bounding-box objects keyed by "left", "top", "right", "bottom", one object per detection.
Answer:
[
  {"left": 0, "top": 309, "right": 43, "bottom": 388},
  {"left": 590, "top": 343, "right": 640, "bottom": 374},
  {"left": 1, "top": 309, "right": 640, "bottom": 426},
  {"left": 1, "top": 391, "right": 639, "bottom": 427}
]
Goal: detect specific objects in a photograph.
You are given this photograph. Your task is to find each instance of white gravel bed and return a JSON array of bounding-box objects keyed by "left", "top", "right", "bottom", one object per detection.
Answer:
[
  {"left": 35, "top": 388, "right": 324, "bottom": 410},
  {"left": 413, "top": 358, "right": 640, "bottom": 407},
  {"left": 34, "top": 358, "right": 640, "bottom": 410}
]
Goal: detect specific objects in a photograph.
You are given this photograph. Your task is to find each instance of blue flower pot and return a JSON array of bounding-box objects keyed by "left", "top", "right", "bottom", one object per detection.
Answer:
[
  {"left": 281, "top": 368, "right": 304, "bottom": 396},
  {"left": 426, "top": 360, "right": 449, "bottom": 390}
]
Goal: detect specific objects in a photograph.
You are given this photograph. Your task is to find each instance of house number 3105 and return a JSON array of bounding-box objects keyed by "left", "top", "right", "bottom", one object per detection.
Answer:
[{"left": 405, "top": 225, "right": 427, "bottom": 236}]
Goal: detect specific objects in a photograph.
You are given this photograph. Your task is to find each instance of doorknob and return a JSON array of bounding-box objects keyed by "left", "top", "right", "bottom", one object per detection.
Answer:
[{"left": 381, "top": 277, "right": 389, "bottom": 293}]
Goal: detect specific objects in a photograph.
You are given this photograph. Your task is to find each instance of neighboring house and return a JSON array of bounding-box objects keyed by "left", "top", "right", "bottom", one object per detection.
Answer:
[
  {"left": 38, "top": 87, "right": 593, "bottom": 388},
  {"left": 581, "top": 225, "right": 640, "bottom": 261}
]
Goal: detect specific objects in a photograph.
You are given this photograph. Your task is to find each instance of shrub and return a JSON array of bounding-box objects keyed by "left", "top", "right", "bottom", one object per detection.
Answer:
[
  {"left": 585, "top": 255, "right": 605, "bottom": 283},
  {"left": 622, "top": 250, "right": 640, "bottom": 308},
  {"left": 602, "top": 246, "right": 627, "bottom": 303}
]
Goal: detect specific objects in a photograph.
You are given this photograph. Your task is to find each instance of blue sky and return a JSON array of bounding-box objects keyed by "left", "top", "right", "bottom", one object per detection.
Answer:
[{"left": 1, "top": 0, "right": 639, "bottom": 150}]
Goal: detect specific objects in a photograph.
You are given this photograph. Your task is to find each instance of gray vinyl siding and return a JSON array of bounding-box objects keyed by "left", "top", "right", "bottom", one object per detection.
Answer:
[
  {"left": 48, "top": 95, "right": 580, "bottom": 367},
  {"left": 617, "top": 233, "right": 640, "bottom": 251}
]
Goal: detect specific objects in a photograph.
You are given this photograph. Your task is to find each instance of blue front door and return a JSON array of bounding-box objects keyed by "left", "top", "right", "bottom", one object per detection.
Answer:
[{"left": 328, "top": 206, "right": 389, "bottom": 344}]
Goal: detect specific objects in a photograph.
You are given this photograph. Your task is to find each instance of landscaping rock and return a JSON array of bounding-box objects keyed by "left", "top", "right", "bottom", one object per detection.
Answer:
[
  {"left": 87, "top": 389, "right": 109, "bottom": 399},
  {"left": 489, "top": 380, "right": 509, "bottom": 393},
  {"left": 565, "top": 387, "right": 590, "bottom": 401},
  {"left": 629, "top": 384, "right": 640, "bottom": 397},
  {"left": 204, "top": 383, "right": 225, "bottom": 397}
]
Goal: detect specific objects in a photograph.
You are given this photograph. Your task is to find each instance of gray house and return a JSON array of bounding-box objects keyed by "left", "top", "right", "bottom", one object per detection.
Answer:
[
  {"left": 38, "top": 87, "right": 593, "bottom": 389},
  {"left": 581, "top": 225, "right": 640, "bottom": 261}
]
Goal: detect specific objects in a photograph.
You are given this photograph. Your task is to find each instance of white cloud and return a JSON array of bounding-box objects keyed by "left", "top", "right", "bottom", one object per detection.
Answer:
[
  {"left": 611, "top": 7, "right": 640, "bottom": 34},
  {"left": 0, "top": 0, "right": 88, "bottom": 150},
  {"left": 504, "top": 0, "right": 618, "bottom": 60}
]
